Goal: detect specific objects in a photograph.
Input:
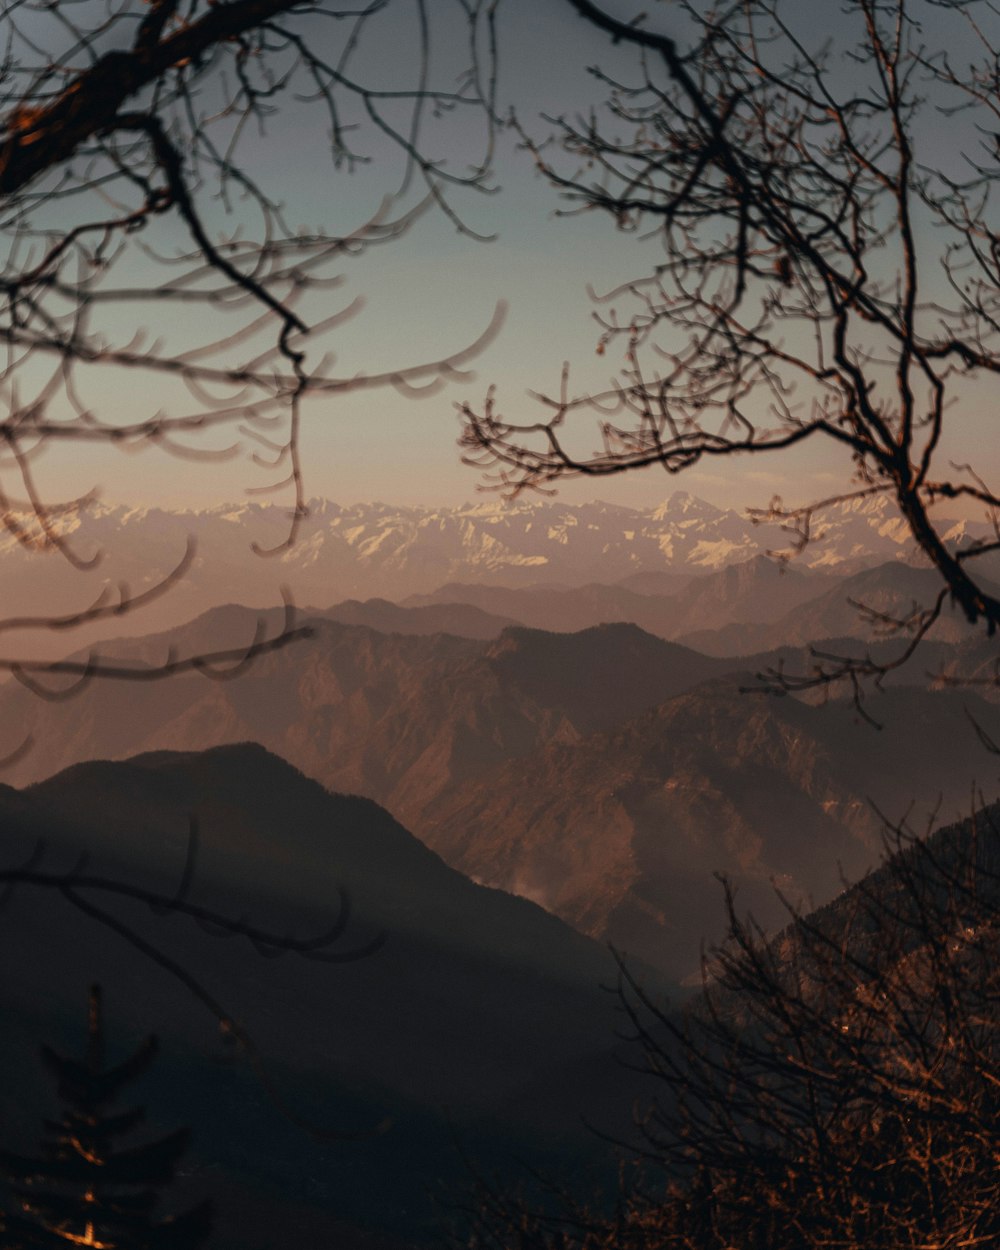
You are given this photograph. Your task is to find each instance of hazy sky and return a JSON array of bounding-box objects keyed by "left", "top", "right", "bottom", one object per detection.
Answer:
[{"left": 21, "top": 0, "right": 1000, "bottom": 521}]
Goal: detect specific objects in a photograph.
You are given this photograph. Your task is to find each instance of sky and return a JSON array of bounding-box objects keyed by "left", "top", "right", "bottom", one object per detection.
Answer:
[{"left": 15, "top": 0, "right": 1000, "bottom": 523}]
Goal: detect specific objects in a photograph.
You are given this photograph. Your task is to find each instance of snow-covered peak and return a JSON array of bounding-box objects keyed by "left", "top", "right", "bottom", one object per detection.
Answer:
[
  {"left": 650, "top": 491, "right": 723, "bottom": 521},
  {"left": 5, "top": 491, "right": 987, "bottom": 630}
]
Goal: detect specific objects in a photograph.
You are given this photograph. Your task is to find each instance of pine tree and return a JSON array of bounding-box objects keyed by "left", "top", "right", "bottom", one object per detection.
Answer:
[{"left": 0, "top": 986, "right": 212, "bottom": 1249}]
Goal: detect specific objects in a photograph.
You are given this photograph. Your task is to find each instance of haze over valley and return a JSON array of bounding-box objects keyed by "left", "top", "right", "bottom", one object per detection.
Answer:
[
  {"left": 5, "top": 491, "right": 994, "bottom": 653},
  {"left": 7, "top": 489, "right": 997, "bottom": 959}
]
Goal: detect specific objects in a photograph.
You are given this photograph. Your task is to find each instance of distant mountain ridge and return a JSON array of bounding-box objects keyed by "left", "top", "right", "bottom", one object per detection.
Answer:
[
  {"left": 679, "top": 561, "right": 1000, "bottom": 654},
  {"left": 406, "top": 558, "right": 1000, "bottom": 654},
  {"left": 3, "top": 492, "right": 989, "bottom": 659},
  {"left": 404, "top": 555, "right": 822, "bottom": 638}
]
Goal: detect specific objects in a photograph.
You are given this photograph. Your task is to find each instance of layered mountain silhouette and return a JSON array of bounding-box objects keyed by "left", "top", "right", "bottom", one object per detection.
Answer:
[
  {"left": 4, "top": 593, "right": 998, "bottom": 989},
  {"left": 403, "top": 555, "right": 821, "bottom": 640},
  {"left": 679, "top": 561, "right": 1000, "bottom": 654},
  {"left": 3, "top": 492, "right": 989, "bottom": 661},
  {"left": 405, "top": 558, "right": 1000, "bottom": 655},
  {"left": 0, "top": 745, "right": 647, "bottom": 1247},
  {"left": 0, "top": 612, "right": 728, "bottom": 812}
]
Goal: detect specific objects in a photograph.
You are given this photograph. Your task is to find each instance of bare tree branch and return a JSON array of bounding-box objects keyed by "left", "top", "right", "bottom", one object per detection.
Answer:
[{"left": 461, "top": 0, "right": 1000, "bottom": 696}]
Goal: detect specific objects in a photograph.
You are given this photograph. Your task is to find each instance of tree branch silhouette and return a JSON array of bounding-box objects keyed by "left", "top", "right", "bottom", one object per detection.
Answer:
[
  {"left": 0, "top": 0, "right": 500, "bottom": 721},
  {"left": 461, "top": 0, "right": 1000, "bottom": 698}
]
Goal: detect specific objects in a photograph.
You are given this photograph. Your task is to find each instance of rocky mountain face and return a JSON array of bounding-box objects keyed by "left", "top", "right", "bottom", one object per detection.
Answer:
[
  {"left": 0, "top": 611, "right": 728, "bottom": 812},
  {"left": 420, "top": 680, "right": 1000, "bottom": 982},
  {"left": 2, "top": 492, "right": 985, "bottom": 659},
  {"left": 0, "top": 745, "right": 647, "bottom": 1247}
]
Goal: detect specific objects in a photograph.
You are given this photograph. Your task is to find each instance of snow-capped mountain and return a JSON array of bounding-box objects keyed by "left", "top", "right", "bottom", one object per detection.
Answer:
[{"left": 0, "top": 491, "right": 988, "bottom": 656}]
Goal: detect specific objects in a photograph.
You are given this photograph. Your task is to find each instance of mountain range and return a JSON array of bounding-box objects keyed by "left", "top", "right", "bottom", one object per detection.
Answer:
[
  {"left": 3, "top": 492, "right": 991, "bottom": 660},
  {"left": 402, "top": 554, "right": 819, "bottom": 639},
  {"left": 1, "top": 478, "right": 997, "bottom": 1250},
  {"left": 5, "top": 592, "right": 998, "bottom": 983},
  {"left": 402, "top": 559, "right": 1000, "bottom": 654},
  {"left": 4, "top": 499, "right": 1000, "bottom": 1246}
]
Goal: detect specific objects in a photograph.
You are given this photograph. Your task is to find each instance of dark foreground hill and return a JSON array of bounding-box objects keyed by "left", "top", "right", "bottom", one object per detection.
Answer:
[
  {"left": 780, "top": 799, "right": 1000, "bottom": 968},
  {"left": 0, "top": 745, "right": 653, "bottom": 1248}
]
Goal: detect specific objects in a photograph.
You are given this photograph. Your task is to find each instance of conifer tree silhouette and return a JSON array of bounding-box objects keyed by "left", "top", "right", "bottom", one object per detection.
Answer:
[{"left": 0, "top": 985, "right": 212, "bottom": 1248}]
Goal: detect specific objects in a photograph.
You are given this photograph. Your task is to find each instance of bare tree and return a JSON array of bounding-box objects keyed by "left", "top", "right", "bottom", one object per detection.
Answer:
[
  {"left": 461, "top": 0, "right": 1000, "bottom": 692},
  {"left": 463, "top": 804, "right": 1000, "bottom": 1248},
  {"left": 0, "top": 0, "right": 500, "bottom": 703}
]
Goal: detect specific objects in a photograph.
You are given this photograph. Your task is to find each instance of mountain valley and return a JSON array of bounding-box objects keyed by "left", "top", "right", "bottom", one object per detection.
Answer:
[
  {"left": 4, "top": 553, "right": 998, "bottom": 984},
  {"left": 4, "top": 490, "right": 999, "bottom": 1246}
]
